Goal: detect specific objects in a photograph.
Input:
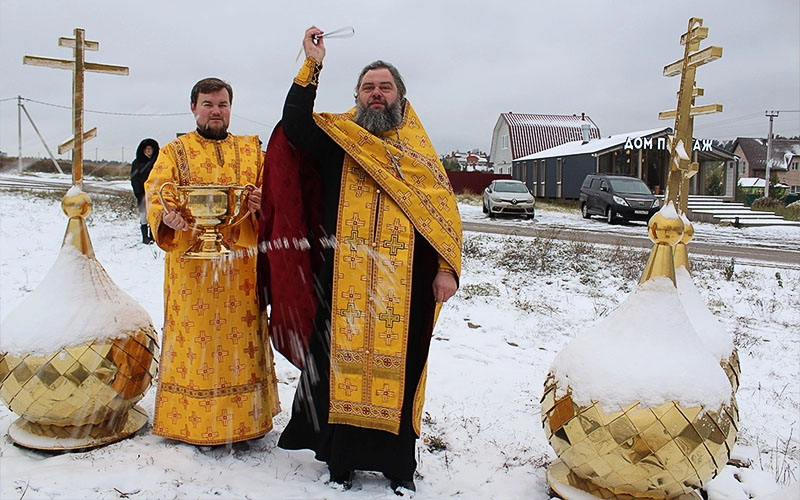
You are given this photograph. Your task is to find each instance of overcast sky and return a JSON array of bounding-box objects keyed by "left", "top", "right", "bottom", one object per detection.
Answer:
[{"left": 1, "top": 0, "right": 798, "bottom": 162}]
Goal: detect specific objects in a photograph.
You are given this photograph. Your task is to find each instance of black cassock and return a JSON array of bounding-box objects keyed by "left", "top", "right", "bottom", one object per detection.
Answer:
[{"left": 269, "top": 81, "right": 439, "bottom": 481}]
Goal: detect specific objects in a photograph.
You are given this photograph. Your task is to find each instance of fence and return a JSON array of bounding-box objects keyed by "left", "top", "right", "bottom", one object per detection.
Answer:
[{"left": 446, "top": 171, "right": 512, "bottom": 194}]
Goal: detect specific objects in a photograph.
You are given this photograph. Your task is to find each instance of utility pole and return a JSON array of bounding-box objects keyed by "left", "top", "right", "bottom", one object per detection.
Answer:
[
  {"left": 764, "top": 110, "right": 778, "bottom": 199},
  {"left": 20, "top": 103, "right": 65, "bottom": 174},
  {"left": 17, "top": 96, "right": 22, "bottom": 173}
]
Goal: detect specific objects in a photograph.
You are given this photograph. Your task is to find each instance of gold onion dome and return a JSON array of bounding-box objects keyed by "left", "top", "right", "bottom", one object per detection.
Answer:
[
  {"left": 673, "top": 215, "right": 740, "bottom": 393},
  {"left": 639, "top": 204, "right": 684, "bottom": 286},
  {"left": 672, "top": 213, "right": 694, "bottom": 274},
  {"left": 648, "top": 206, "right": 685, "bottom": 247},
  {"left": 0, "top": 187, "right": 158, "bottom": 450},
  {"left": 542, "top": 204, "right": 737, "bottom": 499}
]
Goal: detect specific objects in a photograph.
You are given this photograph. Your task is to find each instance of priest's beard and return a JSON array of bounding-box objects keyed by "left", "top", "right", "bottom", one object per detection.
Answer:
[
  {"left": 354, "top": 98, "right": 403, "bottom": 135},
  {"left": 197, "top": 122, "right": 228, "bottom": 140}
]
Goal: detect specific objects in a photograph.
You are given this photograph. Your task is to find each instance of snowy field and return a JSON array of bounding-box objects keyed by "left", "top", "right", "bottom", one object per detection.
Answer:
[
  {"left": 0, "top": 189, "right": 798, "bottom": 499},
  {"left": 3, "top": 172, "right": 799, "bottom": 253},
  {"left": 458, "top": 202, "right": 800, "bottom": 254}
]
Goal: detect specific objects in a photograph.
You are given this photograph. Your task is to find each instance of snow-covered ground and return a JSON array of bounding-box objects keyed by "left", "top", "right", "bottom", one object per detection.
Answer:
[
  {"left": 459, "top": 203, "right": 800, "bottom": 253},
  {"left": 4, "top": 172, "right": 799, "bottom": 252},
  {"left": 0, "top": 190, "right": 798, "bottom": 499}
]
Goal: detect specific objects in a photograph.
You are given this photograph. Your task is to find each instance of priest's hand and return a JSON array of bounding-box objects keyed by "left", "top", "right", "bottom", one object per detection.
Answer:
[
  {"left": 247, "top": 187, "right": 262, "bottom": 213},
  {"left": 162, "top": 204, "right": 190, "bottom": 231},
  {"left": 432, "top": 271, "right": 457, "bottom": 303},
  {"left": 303, "top": 26, "right": 326, "bottom": 63}
]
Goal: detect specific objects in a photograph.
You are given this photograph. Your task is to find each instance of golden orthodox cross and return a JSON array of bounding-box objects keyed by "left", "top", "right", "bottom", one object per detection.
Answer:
[
  {"left": 659, "top": 17, "right": 722, "bottom": 214},
  {"left": 23, "top": 28, "right": 129, "bottom": 188}
]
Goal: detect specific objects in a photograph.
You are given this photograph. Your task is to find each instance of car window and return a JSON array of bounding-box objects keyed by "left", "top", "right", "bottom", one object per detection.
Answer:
[
  {"left": 600, "top": 180, "right": 608, "bottom": 191},
  {"left": 590, "top": 179, "right": 601, "bottom": 190},
  {"left": 494, "top": 182, "right": 529, "bottom": 193},
  {"left": 608, "top": 178, "right": 652, "bottom": 195}
]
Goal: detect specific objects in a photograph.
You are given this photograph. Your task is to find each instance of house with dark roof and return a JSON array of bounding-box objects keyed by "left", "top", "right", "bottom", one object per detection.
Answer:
[
  {"left": 732, "top": 138, "right": 800, "bottom": 194},
  {"left": 489, "top": 112, "right": 600, "bottom": 174},
  {"left": 513, "top": 127, "right": 739, "bottom": 199}
]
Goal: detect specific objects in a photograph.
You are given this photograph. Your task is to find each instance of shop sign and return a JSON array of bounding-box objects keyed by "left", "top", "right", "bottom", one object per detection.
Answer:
[{"left": 624, "top": 136, "right": 713, "bottom": 152}]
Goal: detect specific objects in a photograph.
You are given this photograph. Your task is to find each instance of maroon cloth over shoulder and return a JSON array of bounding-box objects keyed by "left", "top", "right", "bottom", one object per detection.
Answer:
[{"left": 257, "top": 124, "right": 322, "bottom": 370}]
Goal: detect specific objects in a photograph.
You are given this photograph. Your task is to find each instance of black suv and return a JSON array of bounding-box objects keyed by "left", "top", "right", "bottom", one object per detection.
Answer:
[{"left": 579, "top": 174, "right": 660, "bottom": 224}]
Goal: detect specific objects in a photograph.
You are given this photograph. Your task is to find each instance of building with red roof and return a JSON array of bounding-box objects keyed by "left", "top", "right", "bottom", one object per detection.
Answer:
[{"left": 489, "top": 112, "right": 601, "bottom": 174}]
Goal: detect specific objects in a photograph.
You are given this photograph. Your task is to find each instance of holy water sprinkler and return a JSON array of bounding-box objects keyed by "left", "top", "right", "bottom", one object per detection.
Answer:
[{"left": 296, "top": 26, "right": 355, "bottom": 61}]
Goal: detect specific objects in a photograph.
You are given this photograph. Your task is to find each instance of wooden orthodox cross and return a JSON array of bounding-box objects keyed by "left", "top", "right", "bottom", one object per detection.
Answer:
[
  {"left": 659, "top": 17, "right": 722, "bottom": 214},
  {"left": 23, "top": 28, "right": 129, "bottom": 188}
]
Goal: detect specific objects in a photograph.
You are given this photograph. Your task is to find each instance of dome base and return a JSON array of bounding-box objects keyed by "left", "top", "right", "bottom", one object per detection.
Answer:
[
  {"left": 547, "top": 459, "right": 702, "bottom": 500},
  {"left": 8, "top": 405, "right": 148, "bottom": 451}
]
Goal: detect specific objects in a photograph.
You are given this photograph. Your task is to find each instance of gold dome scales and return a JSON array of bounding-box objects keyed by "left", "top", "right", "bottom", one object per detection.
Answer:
[
  {"left": 0, "top": 28, "right": 159, "bottom": 451},
  {"left": 543, "top": 209, "right": 739, "bottom": 499},
  {"left": 543, "top": 18, "right": 740, "bottom": 499}
]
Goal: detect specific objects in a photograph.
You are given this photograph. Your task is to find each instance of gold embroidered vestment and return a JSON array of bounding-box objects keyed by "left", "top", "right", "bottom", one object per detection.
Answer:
[
  {"left": 145, "top": 131, "right": 279, "bottom": 445},
  {"left": 312, "top": 104, "right": 462, "bottom": 435}
]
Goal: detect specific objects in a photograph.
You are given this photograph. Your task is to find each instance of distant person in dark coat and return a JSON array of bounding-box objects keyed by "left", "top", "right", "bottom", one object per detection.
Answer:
[{"left": 131, "top": 138, "right": 159, "bottom": 244}]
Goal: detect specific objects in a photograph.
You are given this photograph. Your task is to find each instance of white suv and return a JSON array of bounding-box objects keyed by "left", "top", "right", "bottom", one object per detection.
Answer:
[{"left": 482, "top": 180, "right": 536, "bottom": 220}]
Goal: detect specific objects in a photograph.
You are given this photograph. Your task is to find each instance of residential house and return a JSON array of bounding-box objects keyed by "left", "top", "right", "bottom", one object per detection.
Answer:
[
  {"left": 732, "top": 138, "right": 800, "bottom": 193},
  {"left": 442, "top": 150, "right": 489, "bottom": 171},
  {"left": 489, "top": 112, "right": 600, "bottom": 175},
  {"left": 513, "top": 127, "right": 738, "bottom": 199}
]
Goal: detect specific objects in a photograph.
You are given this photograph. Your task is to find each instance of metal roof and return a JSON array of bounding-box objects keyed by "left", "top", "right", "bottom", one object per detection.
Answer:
[
  {"left": 516, "top": 128, "right": 670, "bottom": 161},
  {"left": 500, "top": 113, "right": 601, "bottom": 159},
  {"left": 516, "top": 126, "right": 738, "bottom": 162}
]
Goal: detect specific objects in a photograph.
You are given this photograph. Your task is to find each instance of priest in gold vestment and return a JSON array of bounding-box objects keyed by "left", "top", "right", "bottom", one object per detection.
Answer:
[
  {"left": 260, "top": 28, "right": 461, "bottom": 492},
  {"left": 146, "top": 78, "right": 278, "bottom": 445}
]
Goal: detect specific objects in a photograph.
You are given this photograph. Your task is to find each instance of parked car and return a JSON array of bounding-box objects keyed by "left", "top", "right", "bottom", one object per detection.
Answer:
[
  {"left": 579, "top": 174, "right": 660, "bottom": 224},
  {"left": 482, "top": 180, "right": 535, "bottom": 219}
]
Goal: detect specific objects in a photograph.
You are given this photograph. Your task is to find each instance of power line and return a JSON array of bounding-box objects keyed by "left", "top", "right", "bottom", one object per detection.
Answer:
[
  {"left": 696, "top": 110, "right": 800, "bottom": 134},
  {"left": 699, "top": 118, "right": 766, "bottom": 131},
  {"left": 19, "top": 97, "right": 190, "bottom": 117},
  {"left": 232, "top": 113, "right": 273, "bottom": 127},
  {"left": 3, "top": 97, "right": 274, "bottom": 127},
  {"left": 697, "top": 112, "right": 763, "bottom": 127}
]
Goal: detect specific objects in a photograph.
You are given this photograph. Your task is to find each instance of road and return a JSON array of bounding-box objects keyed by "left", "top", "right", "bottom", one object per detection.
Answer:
[
  {"left": 1, "top": 175, "right": 797, "bottom": 268},
  {"left": 463, "top": 220, "right": 799, "bottom": 268},
  {"left": 0, "top": 175, "right": 130, "bottom": 196}
]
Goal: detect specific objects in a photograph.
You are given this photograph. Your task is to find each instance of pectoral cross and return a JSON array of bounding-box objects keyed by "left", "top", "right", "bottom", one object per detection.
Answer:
[
  {"left": 380, "top": 131, "right": 406, "bottom": 181},
  {"left": 24, "top": 28, "right": 129, "bottom": 188},
  {"left": 390, "top": 154, "right": 406, "bottom": 181}
]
